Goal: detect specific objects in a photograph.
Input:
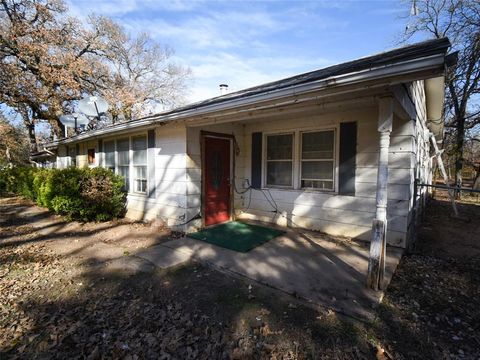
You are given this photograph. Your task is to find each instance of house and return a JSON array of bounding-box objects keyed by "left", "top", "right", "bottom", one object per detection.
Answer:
[{"left": 45, "top": 38, "right": 452, "bottom": 250}]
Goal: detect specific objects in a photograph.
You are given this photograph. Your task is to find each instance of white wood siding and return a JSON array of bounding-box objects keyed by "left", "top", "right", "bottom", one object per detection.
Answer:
[
  {"left": 54, "top": 85, "right": 431, "bottom": 248},
  {"left": 408, "top": 80, "right": 433, "bottom": 242},
  {"left": 235, "top": 107, "right": 414, "bottom": 247},
  {"left": 128, "top": 124, "right": 188, "bottom": 226}
]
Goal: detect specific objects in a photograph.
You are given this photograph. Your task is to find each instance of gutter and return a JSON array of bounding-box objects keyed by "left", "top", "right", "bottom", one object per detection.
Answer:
[{"left": 49, "top": 53, "right": 447, "bottom": 146}]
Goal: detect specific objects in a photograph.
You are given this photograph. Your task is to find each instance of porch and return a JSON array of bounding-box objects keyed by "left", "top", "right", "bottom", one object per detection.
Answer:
[
  {"left": 183, "top": 87, "right": 416, "bottom": 249},
  {"left": 141, "top": 222, "right": 403, "bottom": 321}
]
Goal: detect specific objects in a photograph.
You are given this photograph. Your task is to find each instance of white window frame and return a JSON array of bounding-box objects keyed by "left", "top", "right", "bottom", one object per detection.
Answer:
[
  {"left": 263, "top": 132, "right": 295, "bottom": 188},
  {"left": 103, "top": 140, "right": 116, "bottom": 172},
  {"left": 68, "top": 146, "right": 76, "bottom": 167},
  {"left": 115, "top": 137, "right": 131, "bottom": 193},
  {"left": 101, "top": 133, "right": 149, "bottom": 196},
  {"left": 299, "top": 129, "right": 336, "bottom": 191},
  {"left": 262, "top": 126, "right": 339, "bottom": 193},
  {"left": 132, "top": 134, "right": 148, "bottom": 194}
]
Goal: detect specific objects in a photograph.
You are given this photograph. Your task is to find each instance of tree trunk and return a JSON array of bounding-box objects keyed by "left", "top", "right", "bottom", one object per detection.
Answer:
[
  {"left": 26, "top": 123, "right": 37, "bottom": 152},
  {"left": 454, "top": 115, "right": 466, "bottom": 196}
]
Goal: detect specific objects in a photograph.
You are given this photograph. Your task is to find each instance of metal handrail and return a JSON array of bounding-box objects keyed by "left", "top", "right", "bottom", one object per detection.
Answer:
[{"left": 417, "top": 182, "right": 480, "bottom": 194}]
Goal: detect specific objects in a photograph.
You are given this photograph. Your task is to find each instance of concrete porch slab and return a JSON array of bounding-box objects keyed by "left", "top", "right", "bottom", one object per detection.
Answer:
[
  {"left": 161, "top": 227, "right": 403, "bottom": 320},
  {"left": 134, "top": 244, "right": 192, "bottom": 269}
]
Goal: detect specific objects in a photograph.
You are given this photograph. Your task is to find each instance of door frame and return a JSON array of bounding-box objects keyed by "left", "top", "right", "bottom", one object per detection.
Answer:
[{"left": 200, "top": 130, "right": 235, "bottom": 227}]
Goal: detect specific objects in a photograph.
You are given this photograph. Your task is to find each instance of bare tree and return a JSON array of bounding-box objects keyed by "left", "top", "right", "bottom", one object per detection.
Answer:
[
  {"left": 0, "top": 0, "right": 191, "bottom": 150},
  {"left": 97, "top": 18, "right": 191, "bottom": 122},
  {"left": 404, "top": 0, "right": 480, "bottom": 188}
]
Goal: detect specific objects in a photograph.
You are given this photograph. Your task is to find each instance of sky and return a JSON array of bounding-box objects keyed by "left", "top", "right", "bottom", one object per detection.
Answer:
[{"left": 67, "top": 0, "right": 413, "bottom": 103}]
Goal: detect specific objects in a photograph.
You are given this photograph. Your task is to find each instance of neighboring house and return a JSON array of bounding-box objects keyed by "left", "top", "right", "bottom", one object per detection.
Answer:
[
  {"left": 44, "top": 38, "right": 453, "bottom": 249},
  {"left": 30, "top": 149, "right": 57, "bottom": 168}
]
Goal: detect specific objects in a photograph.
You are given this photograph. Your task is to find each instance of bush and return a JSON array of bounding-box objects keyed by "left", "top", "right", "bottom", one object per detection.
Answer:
[
  {"left": 0, "top": 166, "right": 37, "bottom": 199},
  {"left": 0, "top": 166, "right": 126, "bottom": 221}
]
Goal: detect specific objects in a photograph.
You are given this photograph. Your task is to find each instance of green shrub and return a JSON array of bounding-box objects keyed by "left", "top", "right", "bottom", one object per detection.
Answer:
[
  {"left": 0, "top": 167, "right": 11, "bottom": 194},
  {"left": 2, "top": 166, "right": 126, "bottom": 222},
  {"left": 0, "top": 167, "right": 38, "bottom": 199},
  {"left": 50, "top": 195, "right": 84, "bottom": 219}
]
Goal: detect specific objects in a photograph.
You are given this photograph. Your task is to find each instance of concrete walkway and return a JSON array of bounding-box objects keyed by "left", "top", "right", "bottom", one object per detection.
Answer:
[{"left": 134, "top": 226, "right": 403, "bottom": 320}]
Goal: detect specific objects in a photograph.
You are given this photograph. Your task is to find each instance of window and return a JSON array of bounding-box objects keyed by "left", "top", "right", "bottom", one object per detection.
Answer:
[
  {"left": 132, "top": 135, "right": 147, "bottom": 193},
  {"left": 68, "top": 146, "right": 76, "bottom": 167},
  {"left": 266, "top": 134, "right": 293, "bottom": 187},
  {"left": 117, "top": 138, "right": 130, "bottom": 192},
  {"left": 301, "top": 130, "right": 335, "bottom": 190},
  {"left": 87, "top": 149, "right": 95, "bottom": 164},
  {"left": 104, "top": 140, "right": 115, "bottom": 172}
]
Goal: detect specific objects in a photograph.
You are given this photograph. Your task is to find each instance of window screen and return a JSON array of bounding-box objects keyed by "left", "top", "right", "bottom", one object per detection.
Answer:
[
  {"left": 104, "top": 140, "right": 115, "bottom": 172},
  {"left": 117, "top": 138, "right": 130, "bottom": 192},
  {"left": 301, "top": 130, "right": 335, "bottom": 190},
  {"left": 68, "top": 146, "right": 76, "bottom": 167},
  {"left": 266, "top": 134, "right": 293, "bottom": 187},
  {"left": 132, "top": 136, "right": 147, "bottom": 193}
]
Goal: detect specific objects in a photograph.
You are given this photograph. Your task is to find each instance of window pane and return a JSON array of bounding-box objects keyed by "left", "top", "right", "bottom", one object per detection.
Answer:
[
  {"left": 135, "top": 179, "right": 147, "bottom": 193},
  {"left": 133, "top": 149, "right": 147, "bottom": 164},
  {"left": 118, "top": 166, "right": 129, "bottom": 191},
  {"left": 117, "top": 138, "right": 129, "bottom": 152},
  {"left": 104, "top": 140, "right": 115, "bottom": 153},
  {"left": 117, "top": 138, "right": 129, "bottom": 165},
  {"left": 302, "top": 161, "right": 334, "bottom": 180},
  {"left": 135, "top": 166, "right": 146, "bottom": 179},
  {"left": 104, "top": 140, "right": 115, "bottom": 168},
  {"left": 302, "top": 131, "right": 334, "bottom": 159},
  {"left": 267, "top": 161, "right": 292, "bottom": 186},
  {"left": 105, "top": 152, "right": 115, "bottom": 168},
  {"left": 301, "top": 180, "right": 334, "bottom": 190},
  {"left": 267, "top": 134, "right": 292, "bottom": 160},
  {"left": 132, "top": 136, "right": 147, "bottom": 165},
  {"left": 132, "top": 136, "right": 147, "bottom": 151}
]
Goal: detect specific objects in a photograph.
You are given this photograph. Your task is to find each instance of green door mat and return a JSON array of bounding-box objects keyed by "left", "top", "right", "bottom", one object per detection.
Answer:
[{"left": 188, "top": 221, "right": 285, "bottom": 253}]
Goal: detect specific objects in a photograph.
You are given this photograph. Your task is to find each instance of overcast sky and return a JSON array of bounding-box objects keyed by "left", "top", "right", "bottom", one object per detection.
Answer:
[{"left": 68, "top": 0, "right": 412, "bottom": 103}]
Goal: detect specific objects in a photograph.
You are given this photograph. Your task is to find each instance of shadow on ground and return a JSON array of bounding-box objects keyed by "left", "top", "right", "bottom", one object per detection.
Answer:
[
  {"left": 1, "top": 248, "right": 375, "bottom": 359},
  {"left": 0, "top": 196, "right": 377, "bottom": 359},
  {"left": 2, "top": 194, "right": 479, "bottom": 359}
]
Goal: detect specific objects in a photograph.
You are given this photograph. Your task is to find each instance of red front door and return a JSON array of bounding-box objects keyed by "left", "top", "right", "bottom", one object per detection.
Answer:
[{"left": 204, "top": 136, "right": 231, "bottom": 226}]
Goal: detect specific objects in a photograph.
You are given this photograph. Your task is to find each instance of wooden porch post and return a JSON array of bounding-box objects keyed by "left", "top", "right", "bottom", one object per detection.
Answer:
[{"left": 367, "top": 96, "right": 393, "bottom": 290}]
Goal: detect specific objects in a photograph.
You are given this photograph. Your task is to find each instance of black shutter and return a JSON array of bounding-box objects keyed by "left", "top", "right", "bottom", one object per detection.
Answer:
[
  {"left": 147, "top": 129, "right": 156, "bottom": 198},
  {"left": 339, "top": 122, "right": 357, "bottom": 196},
  {"left": 147, "top": 129, "right": 155, "bottom": 149},
  {"left": 98, "top": 139, "right": 103, "bottom": 151},
  {"left": 251, "top": 132, "right": 262, "bottom": 189}
]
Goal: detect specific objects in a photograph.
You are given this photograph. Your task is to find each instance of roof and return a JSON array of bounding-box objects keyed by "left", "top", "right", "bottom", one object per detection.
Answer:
[
  {"left": 49, "top": 37, "right": 451, "bottom": 146},
  {"left": 30, "top": 148, "right": 56, "bottom": 159},
  {"left": 163, "top": 37, "right": 450, "bottom": 114}
]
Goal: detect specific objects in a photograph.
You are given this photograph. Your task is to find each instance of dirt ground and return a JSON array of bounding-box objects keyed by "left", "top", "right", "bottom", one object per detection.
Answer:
[
  {"left": 1, "top": 193, "right": 479, "bottom": 359},
  {"left": 374, "top": 191, "right": 480, "bottom": 359}
]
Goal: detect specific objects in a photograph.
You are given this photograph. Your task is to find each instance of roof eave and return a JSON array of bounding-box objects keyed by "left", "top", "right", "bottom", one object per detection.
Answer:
[{"left": 49, "top": 52, "right": 447, "bottom": 147}]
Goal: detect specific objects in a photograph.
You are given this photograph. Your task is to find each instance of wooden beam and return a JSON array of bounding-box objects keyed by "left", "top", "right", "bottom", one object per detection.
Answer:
[
  {"left": 391, "top": 84, "right": 417, "bottom": 120},
  {"left": 367, "top": 96, "right": 393, "bottom": 290}
]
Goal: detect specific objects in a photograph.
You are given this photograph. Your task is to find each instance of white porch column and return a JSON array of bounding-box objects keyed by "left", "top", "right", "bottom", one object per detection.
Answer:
[{"left": 367, "top": 96, "right": 393, "bottom": 290}]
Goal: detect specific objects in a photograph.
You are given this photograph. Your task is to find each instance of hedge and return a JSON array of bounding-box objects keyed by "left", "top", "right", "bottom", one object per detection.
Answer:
[{"left": 0, "top": 166, "right": 127, "bottom": 222}]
